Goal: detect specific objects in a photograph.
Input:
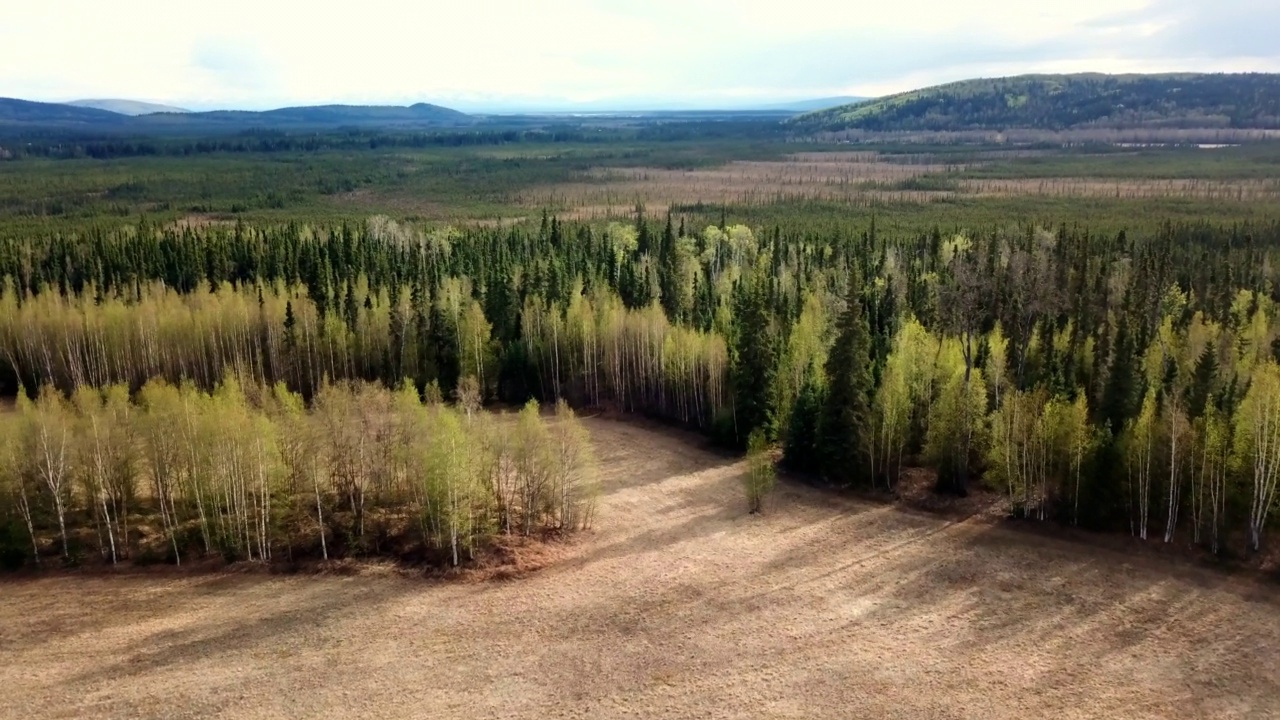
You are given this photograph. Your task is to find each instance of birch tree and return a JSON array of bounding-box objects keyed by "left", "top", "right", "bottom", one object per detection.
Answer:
[
  {"left": 550, "top": 400, "right": 599, "bottom": 531},
  {"left": 26, "top": 386, "right": 75, "bottom": 558},
  {"left": 1234, "top": 361, "right": 1280, "bottom": 553},
  {"left": 1124, "top": 390, "right": 1159, "bottom": 541},
  {"left": 0, "top": 398, "right": 40, "bottom": 565}
]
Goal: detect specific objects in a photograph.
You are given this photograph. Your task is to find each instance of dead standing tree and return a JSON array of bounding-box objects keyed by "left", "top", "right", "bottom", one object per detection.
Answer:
[{"left": 1002, "top": 229, "right": 1063, "bottom": 389}]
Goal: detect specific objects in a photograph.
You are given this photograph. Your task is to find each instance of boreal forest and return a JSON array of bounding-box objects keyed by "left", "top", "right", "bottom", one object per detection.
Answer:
[
  {"left": 3, "top": 73, "right": 1280, "bottom": 577},
  {"left": 3, "top": 205, "right": 1280, "bottom": 566}
]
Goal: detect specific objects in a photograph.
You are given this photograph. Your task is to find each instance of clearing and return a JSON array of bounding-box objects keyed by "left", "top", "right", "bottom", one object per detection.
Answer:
[{"left": 1, "top": 416, "right": 1277, "bottom": 719}]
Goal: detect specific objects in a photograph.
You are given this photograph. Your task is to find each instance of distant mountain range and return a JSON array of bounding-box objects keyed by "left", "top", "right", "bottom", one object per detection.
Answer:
[
  {"left": 790, "top": 73, "right": 1280, "bottom": 132},
  {"left": 9, "top": 73, "right": 1280, "bottom": 137},
  {"left": 0, "top": 98, "right": 472, "bottom": 132},
  {"left": 136, "top": 103, "right": 474, "bottom": 129},
  {"left": 0, "top": 98, "right": 128, "bottom": 126},
  {"left": 68, "top": 99, "right": 189, "bottom": 116},
  {"left": 0, "top": 95, "right": 862, "bottom": 132}
]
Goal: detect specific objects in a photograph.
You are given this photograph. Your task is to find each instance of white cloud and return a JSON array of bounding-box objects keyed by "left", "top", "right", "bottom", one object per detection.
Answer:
[{"left": 1, "top": 0, "right": 1275, "bottom": 109}]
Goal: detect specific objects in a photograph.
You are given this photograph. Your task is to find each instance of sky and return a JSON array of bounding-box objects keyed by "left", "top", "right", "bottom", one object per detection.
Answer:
[{"left": 2, "top": 0, "right": 1279, "bottom": 112}]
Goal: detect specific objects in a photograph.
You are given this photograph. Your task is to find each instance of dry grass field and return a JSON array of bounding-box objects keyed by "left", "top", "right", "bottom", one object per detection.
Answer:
[
  {"left": 958, "top": 177, "right": 1280, "bottom": 201},
  {"left": 519, "top": 151, "right": 1280, "bottom": 218},
  {"left": 523, "top": 153, "right": 956, "bottom": 215},
  {"left": 2, "top": 416, "right": 1278, "bottom": 719}
]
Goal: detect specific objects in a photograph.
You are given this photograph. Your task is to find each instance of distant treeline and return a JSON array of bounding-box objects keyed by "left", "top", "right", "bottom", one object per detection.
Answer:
[
  {"left": 0, "top": 121, "right": 790, "bottom": 161},
  {"left": 0, "top": 128, "right": 616, "bottom": 161}
]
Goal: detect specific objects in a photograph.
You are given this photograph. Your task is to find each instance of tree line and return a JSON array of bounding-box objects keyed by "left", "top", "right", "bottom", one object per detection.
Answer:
[
  {"left": 0, "top": 128, "right": 617, "bottom": 161},
  {"left": 3, "top": 211, "right": 1280, "bottom": 560}
]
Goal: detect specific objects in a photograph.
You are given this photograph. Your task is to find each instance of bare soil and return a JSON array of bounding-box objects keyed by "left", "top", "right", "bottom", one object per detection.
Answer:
[{"left": 2, "top": 416, "right": 1278, "bottom": 719}]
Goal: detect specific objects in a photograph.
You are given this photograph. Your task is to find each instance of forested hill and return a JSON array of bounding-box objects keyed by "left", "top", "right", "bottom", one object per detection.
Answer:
[
  {"left": 0, "top": 98, "right": 129, "bottom": 127},
  {"left": 790, "top": 73, "right": 1280, "bottom": 132},
  {"left": 144, "top": 103, "right": 472, "bottom": 129},
  {"left": 0, "top": 98, "right": 471, "bottom": 132}
]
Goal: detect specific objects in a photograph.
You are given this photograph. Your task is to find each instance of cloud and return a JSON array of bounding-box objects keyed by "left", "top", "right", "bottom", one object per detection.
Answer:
[
  {"left": 1108, "top": 0, "right": 1280, "bottom": 58},
  {"left": 0, "top": 0, "right": 1276, "bottom": 109},
  {"left": 190, "top": 37, "right": 279, "bottom": 98}
]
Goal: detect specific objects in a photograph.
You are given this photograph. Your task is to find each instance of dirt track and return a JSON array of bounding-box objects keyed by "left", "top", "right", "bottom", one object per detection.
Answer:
[{"left": 2, "top": 416, "right": 1278, "bottom": 719}]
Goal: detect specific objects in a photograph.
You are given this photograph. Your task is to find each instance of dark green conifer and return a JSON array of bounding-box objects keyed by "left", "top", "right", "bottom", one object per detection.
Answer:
[{"left": 817, "top": 270, "right": 875, "bottom": 486}]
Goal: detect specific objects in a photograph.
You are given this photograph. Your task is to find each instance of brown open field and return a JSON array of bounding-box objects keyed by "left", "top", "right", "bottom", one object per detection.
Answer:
[
  {"left": 520, "top": 151, "right": 1280, "bottom": 218},
  {"left": 958, "top": 177, "right": 1280, "bottom": 202},
  {"left": 521, "top": 153, "right": 956, "bottom": 215},
  {"left": 2, "top": 416, "right": 1278, "bottom": 719}
]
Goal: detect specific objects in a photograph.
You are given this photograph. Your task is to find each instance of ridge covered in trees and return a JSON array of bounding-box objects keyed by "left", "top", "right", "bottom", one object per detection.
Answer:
[
  {"left": 0, "top": 97, "right": 472, "bottom": 132},
  {"left": 791, "top": 73, "right": 1280, "bottom": 132},
  {"left": 3, "top": 210, "right": 1280, "bottom": 568}
]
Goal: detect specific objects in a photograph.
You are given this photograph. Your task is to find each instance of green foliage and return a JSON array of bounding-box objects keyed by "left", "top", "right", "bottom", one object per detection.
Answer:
[
  {"left": 1231, "top": 362, "right": 1280, "bottom": 552},
  {"left": 775, "top": 292, "right": 830, "bottom": 434},
  {"left": 0, "top": 376, "right": 598, "bottom": 570},
  {"left": 986, "top": 389, "right": 1099, "bottom": 520},
  {"left": 817, "top": 273, "right": 876, "bottom": 486},
  {"left": 1100, "top": 314, "right": 1142, "bottom": 433},
  {"left": 871, "top": 317, "right": 938, "bottom": 489},
  {"left": 783, "top": 375, "right": 824, "bottom": 475},
  {"left": 743, "top": 429, "right": 776, "bottom": 514},
  {"left": 924, "top": 349, "right": 989, "bottom": 496},
  {"left": 730, "top": 268, "right": 780, "bottom": 445}
]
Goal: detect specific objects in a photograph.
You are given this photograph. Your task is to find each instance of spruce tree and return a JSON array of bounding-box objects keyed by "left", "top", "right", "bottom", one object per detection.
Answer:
[
  {"left": 659, "top": 214, "right": 684, "bottom": 323},
  {"left": 730, "top": 273, "right": 779, "bottom": 445},
  {"left": 870, "top": 274, "right": 898, "bottom": 384},
  {"left": 817, "top": 271, "right": 875, "bottom": 486},
  {"left": 430, "top": 302, "right": 460, "bottom": 394},
  {"left": 343, "top": 282, "right": 359, "bottom": 332},
  {"left": 283, "top": 300, "right": 297, "bottom": 353},
  {"left": 1101, "top": 312, "right": 1140, "bottom": 433},
  {"left": 693, "top": 274, "right": 716, "bottom": 332},
  {"left": 783, "top": 372, "right": 824, "bottom": 475},
  {"left": 635, "top": 205, "right": 651, "bottom": 256},
  {"left": 1186, "top": 341, "right": 1219, "bottom": 418}
]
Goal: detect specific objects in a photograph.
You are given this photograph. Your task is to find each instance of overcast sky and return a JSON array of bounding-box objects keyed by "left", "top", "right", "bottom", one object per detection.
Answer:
[{"left": 3, "top": 0, "right": 1278, "bottom": 111}]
